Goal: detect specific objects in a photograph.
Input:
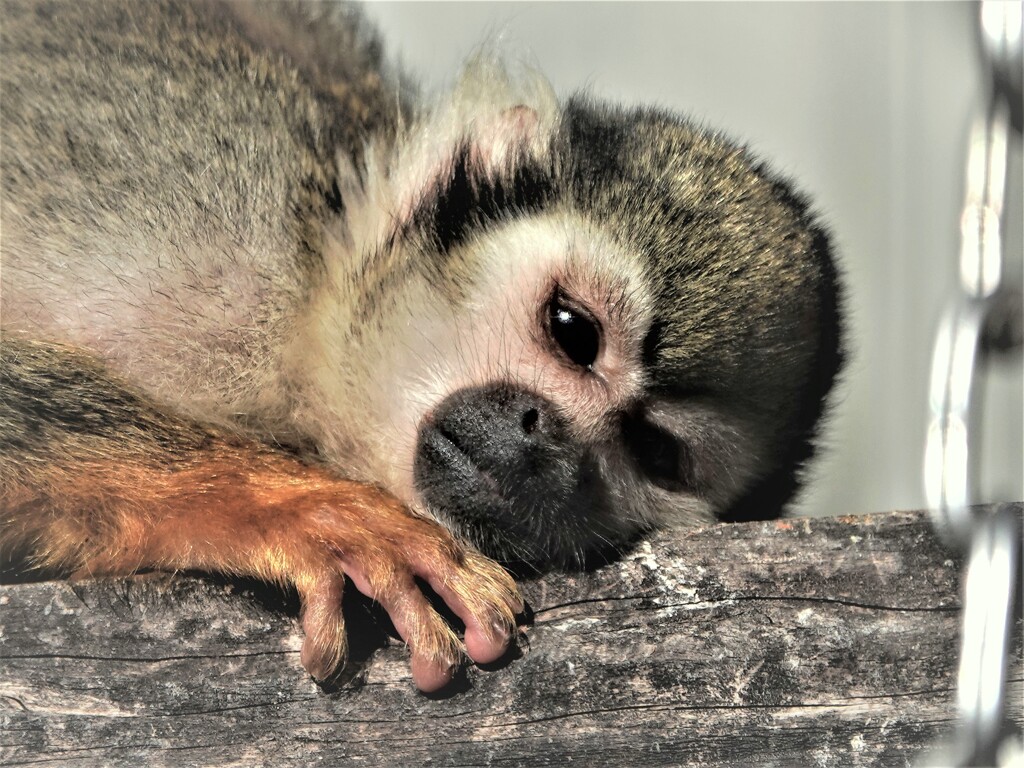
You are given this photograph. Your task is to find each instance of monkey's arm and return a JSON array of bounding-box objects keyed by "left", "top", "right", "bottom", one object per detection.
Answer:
[{"left": 0, "top": 339, "right": 520, "bottom": 692}]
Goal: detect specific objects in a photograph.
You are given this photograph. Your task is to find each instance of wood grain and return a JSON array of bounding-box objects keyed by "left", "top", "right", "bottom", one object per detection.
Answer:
[{"left": 2, "top": 509, "right": 1021, "bottom": 767}]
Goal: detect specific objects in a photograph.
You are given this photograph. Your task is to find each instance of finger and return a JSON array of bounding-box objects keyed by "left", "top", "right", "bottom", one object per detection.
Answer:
[
  {"left": 409, "top": 648, "right": 458, "bottom": 693},
  {"left": 369, "top": 572, "right": 464, "bottom": 692},
  {"left": 298, "top": 572, "right": 347, "bottom": 681},
  {"left": 418, "top": 551, "right": 522, "bottom": 665}
]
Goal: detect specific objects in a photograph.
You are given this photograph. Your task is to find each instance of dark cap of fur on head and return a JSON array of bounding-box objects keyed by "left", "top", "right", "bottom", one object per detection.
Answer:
[{"left": 555, "top": 98, "right": 844, "bottom": 521}]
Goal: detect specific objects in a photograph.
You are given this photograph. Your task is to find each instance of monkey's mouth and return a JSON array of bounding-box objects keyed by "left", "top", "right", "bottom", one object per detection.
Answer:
[{"left": 411, "top": 384, "right": 620, "bottom": 568}]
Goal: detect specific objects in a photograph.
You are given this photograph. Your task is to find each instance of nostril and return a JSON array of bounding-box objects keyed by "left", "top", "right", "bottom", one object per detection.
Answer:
[{"left": 521, "top": 408, "right": 540, "bottom": 435}]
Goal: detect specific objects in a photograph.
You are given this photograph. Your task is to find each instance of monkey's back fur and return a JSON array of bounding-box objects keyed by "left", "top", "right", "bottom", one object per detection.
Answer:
[
  {"left": 1, "top": 0, "right": 842, "bottom": 690},
  {"left": 2, "top": 1, "right": 406, "bottom": 435}
]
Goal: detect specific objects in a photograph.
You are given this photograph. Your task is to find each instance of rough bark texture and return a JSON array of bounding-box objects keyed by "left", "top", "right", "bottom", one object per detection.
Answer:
[{"left": 2, "top": 509, "right": 1022, "bottom": 767}]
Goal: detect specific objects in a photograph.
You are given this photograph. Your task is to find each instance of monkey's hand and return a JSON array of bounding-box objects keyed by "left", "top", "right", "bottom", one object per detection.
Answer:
[
  {"left": 18, "top": 448, "right": 522, "bottom": 692},
  {"left": 168, "top": 459, "right": 524, "bottom": 692},
  {"left": 292, "top": 494, "right": 523, "bottom": 691},
  {"left": 1, "top": 340, "right": 520, "bottom": 692},
  {"left": 205, "top": 458, "right": 523, "bottom": 691}
]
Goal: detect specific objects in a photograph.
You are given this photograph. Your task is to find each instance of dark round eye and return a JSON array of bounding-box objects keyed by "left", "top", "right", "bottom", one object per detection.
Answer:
[{"left": 547, "top": 291, "right": 601, "bottom": 369}]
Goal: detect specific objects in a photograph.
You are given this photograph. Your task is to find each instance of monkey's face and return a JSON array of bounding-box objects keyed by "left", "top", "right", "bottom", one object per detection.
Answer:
[
  {"left": 410, "top": 214, "right": 657, "bottom": 565},
  {"left": 305, "top": 83, "right": 842, "bottom": 568}
]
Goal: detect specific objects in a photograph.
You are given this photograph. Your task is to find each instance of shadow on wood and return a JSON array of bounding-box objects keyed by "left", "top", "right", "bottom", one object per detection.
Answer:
[{"left": 2, "top": 509, "right": 1022, "bottom": 767}]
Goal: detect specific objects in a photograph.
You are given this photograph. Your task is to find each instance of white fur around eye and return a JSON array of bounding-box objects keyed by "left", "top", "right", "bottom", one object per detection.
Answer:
[{"left": 461, "top": 214, "right": 653, "bottom": 419}]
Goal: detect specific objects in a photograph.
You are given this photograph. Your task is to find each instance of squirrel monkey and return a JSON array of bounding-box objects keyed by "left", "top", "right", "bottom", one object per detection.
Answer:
[{"left": 0, "top": 1, "right": 843, "bottom": 691}]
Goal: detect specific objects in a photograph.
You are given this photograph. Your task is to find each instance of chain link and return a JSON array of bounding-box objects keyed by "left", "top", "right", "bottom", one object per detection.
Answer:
[{"left": 922, "top": 2, "right": 1022, "bottom": 765}]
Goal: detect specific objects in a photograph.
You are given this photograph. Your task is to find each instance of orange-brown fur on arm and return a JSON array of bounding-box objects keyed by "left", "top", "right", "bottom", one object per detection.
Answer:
[{"left": 0, "top": 339, "right": 521, "bottom": 691}]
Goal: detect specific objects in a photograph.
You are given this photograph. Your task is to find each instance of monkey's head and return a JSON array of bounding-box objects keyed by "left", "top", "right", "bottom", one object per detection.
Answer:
[{"left": 299, "top": 63, "right": 843, "bottom": 568}]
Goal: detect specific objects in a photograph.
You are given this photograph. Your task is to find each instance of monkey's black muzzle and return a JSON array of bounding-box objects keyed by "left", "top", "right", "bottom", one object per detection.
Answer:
[{"left": 413, "top": 384, "right": 615, "bottom": 567}]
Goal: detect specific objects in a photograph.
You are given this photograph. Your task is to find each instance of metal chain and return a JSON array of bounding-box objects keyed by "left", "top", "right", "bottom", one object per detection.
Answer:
[{"left": 922, "top": 2, "right": 1023, "bottom": 765}]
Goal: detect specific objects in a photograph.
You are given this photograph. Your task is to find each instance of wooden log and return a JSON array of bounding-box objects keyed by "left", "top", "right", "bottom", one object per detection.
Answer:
[{"left": 1, "top": 508, "right": 1021, "bottom": 767}]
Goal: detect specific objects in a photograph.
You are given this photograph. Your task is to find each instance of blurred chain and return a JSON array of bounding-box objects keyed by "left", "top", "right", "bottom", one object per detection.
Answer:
[{"left": 922, "top": 2, "right": 1023, "bottom": 766}]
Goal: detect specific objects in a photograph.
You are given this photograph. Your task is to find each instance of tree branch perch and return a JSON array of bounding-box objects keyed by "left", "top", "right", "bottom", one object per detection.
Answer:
[{"left": 2, "top": 508, "right": 1021, "bottom": 767}]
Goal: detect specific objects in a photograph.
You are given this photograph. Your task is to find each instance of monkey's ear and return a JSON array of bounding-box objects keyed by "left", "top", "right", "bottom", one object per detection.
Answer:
[
  {"left": 448, "top": 52, "right": 557, "bottom": 169},
  {"left": 467, "top": 104, "right": 541, "bottom": 173},
  {"left": 351, "top": 64, "right": 558, "bottom": 249}
]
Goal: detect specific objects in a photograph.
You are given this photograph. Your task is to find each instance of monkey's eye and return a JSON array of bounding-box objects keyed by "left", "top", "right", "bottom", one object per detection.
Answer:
[{"left": 547, "top": 291, "right": 601, "bottom": 369}]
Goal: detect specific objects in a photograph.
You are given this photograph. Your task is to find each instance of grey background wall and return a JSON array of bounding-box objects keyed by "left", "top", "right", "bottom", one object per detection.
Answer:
[{"left": 363, "top": 2, "right": 1023, "bottom": 518}]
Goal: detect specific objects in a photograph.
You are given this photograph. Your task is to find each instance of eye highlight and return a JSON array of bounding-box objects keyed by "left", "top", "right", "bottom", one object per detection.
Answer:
[{"left": 547, "top": 290, "right": 601, "bottom": 369}]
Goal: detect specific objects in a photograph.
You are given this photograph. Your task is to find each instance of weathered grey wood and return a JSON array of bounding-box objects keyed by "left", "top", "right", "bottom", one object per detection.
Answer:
[{"left": 1, "top": 509, "right": 1021, "bottom": 767}]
